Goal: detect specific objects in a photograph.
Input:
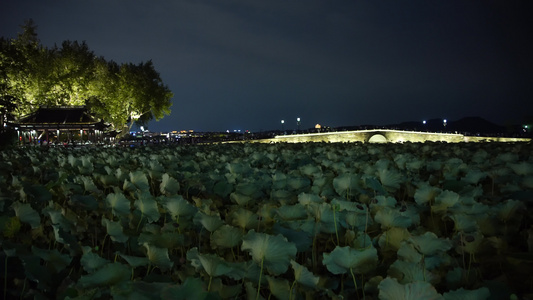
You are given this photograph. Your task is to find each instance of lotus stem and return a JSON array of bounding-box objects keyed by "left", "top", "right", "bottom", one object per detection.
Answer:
[
  {"left": 333, "top": 204, "right": 340, "bottom": 246},
  {"left": 256, "top": 257, "right": 264, "bottom": 300},
  {"left": 289, "top": 280, "right": 297, "bottom": 300},
  {"left": 350, "top": 267, "right": 360, "bottom": 300},
  {"left": 208, "top": 275, "right": 213, "bottom": 292},
  {"left": 137, "top": 213, "right": 144, "bottom": 232},
  {"left": 4, "top": 254, "right": 7, "bottom": 300}
]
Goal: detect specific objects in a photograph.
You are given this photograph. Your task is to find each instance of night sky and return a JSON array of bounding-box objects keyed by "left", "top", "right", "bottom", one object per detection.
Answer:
[{"left": 1, "top": 1, "right": 532, "bottom": 132}]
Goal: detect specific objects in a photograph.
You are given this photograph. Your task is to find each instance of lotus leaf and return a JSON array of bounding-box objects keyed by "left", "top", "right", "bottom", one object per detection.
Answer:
[
  {"left": 129, "top": 170, "right": 150, "bottom": 191},
  {"left": 298, "top": 192, "right": 323, "bottom": 205},
  {"left": 378, "top": 168, "right": 403, "bottom": 191},
  {"left": 272, "top": 223, "right": 312, "bottom": 252},
  {"left": 442, "top": 287, "right": 490, "bottom": 300},
  {"left": 78, "top": 262, "right": 131, "bottom": 288},
  {"left": 388, "top": 260, "right": 438, "bottom": 284},
  {"left": 378, "top": 277, "right": 443, "bottom": 300},
  {"left": 187, "top": 247, "right": 245, "bottom": 280},
  {"left": 211, "top": 224, "right": 243, "bottom": 249},
  {"left": 80, "top": 176, "right": 100, "bottom": 194},
  {"left": 134, "top": 192, "right": 161, "bottom": 223},
  {"left": 287, "top": 176, "right": 311, "bottom": 191},
  {"left": 461, "top": 169, "right": 487, "bottom": 185},
  {"left": 194, "top": 211, "right": 224, "bottom": 232},
  {"left": 163, "top": 195, "right": 196, "bottom": 221},
  {"left": 364, "top": 176, "right": 387, "bottom": 195},
  {"left": 20, "top": 184, "right": 52, "bottom": 203},
  {"left": 397, "top": 243, "right": 423, "bottom": 263},
  {"left": 106, "top": 192, "right": 131, "bottom": 217},
  {"left": 509, "top": 161, "right": 533, "bottom": 175},
  {"left": 449, "top": 214, "right": 478, "bottom": 233},
  {"left": 432, "top": 190, "right": 460, "bottom": 214},
  {"left": 80, "top": 247, "right": 110, "bottom": 272},
  {"left": 102, "top": 218, "right": 129, "bottom": 243},
  {"left": 11, "top": 201, "right": 40, "bottom": 228},
  {"left": 241, "top": 230, "right": 297, "bottom": 275},
  {"left": 276, "top": 204, "right": 307, "bottom": 220},
  {"left": 497, "top": 199, "right": 525, "bottom": 222},
  {"left": 323, "top": 245, "right": 378, "bottom": 275},
  {"left": 70, "top": 194, "right": 98, "bottom": 210},
  {"left": 230, "top": 207, "right": 259, "bottom": 231},
  {"left": 266, "top": 275, "right": 291, "bottom": 300},
  {"left": 143, "top": 242, "right": 174, "bottom": 270},
  {"left": 160, "top": 173, "right": 180, "bottom": 196},
  {"left": 32, "top": 246, "right": 73, "bottom": 273},
  {"left": 378, "top": 227, "right": 411, "bottom": 252},
  {"left": 374, "top": 207, "right": 413, "bottom": 229},
  {"left": 414, "top": 184, "right": 440, "bottom": 205},
  {"left": 409, "top": 232, "right": 452, "bottom": 256},
  {"left": 290, "top": 259, "right": 319, "bottom": 287},
  {"left": 230, "top": 192, "right": 253, "bottom": 206},
  {"left": 333, "top": 173, "right": 360, "bottom": 198},
  {"left": 160, "top": 277, "right": 214, "bottom": 300},
  {"left": 213, "top": 180, "right": 233, "bottom": 198}
]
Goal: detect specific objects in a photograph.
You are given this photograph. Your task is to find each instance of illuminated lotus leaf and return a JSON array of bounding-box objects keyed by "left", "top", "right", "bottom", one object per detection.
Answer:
[
  {"left": 241, "top": 230, "right": 297, "bottom": 275},
  {"left": 389, "top": 260, "right": 438, "bottom": 284},
  {"left": 372, "top": 195, "right": 397, "bottom": 208},
  {"left": 134, "top": 192, "right": 160, "bottom": 223},
  {"left": 187, "top": 247, "right": 245, "bottom": 279},
  {"left": 276, "top": 204, "right": 307, "bottom": 220},
  {"left": 397, "top": 243, "right": 423, "bottom": 263},
  {"left": 143, "top": 243, "right": 174, "bottom": 270},
  {"left": 461, "top": 169, "right": 487, "bottom": 185},
  {"left": 378, "top": 277, "right": 443, "bottom": 300},
  {"left": 99, "top": 174, "right": 119, "bottom": 188},
  {"left": 298, "top": 192, "right": 323, "bottom": 206},
  {"left": 32, "top": 246, "right": 72, "bottom": 273},
  {"left": 378, "top": 227, "right": 411, "bottom": 252},
  {"left": 106, "top": 192, "right": 131, "bottom": 217},
  {"left": 378, "top": 168, "right": 403, "bottom": 191},
  {"left": 443, "top": 287, "right": 490, "bottom": 300},
  {"left": 322, "top": 245, "right": 378, "bottom": 275},
  {"left": 290, "top": 260, "right": 319, "bottom": 287},
  {"left": 230, "top": 207, "right": 259, "bottom": 231},
  {"left": 101, "top": 218, "right": 129, "bottom": 243},
  {"left": 333, "top": 173, "right": 360, "bottom": 198},
  {"left": 457, "top": 232, "right": 484, "bottom": 254},
  {"left": 193, "top": 211, "right": 224, "bottom": 232},
  {"left": 211, "top": 225, "right": 243, "bottom": 249},
  {"left": 300, "top": 163, "right": 321, "bottom": 177},
  {"left": 235, "top": 182, "right": 260, "bottom": 197},
  {"left": 11, "top": 201, "right": 40, "bottom": 228},
  {"left": 163, "top": 195, "right": 196, "bottom": 221},
  {"left": 230, "top": 192, "right": 253, "bottom": 206},
  {"left": 118, "top": 253, "right": 150, "bottom": 269},
  {"left": 449, "top": 214, "right": 478, "bottom": 233},
  {"left": 78, "top": 262, "right": 131, "bottom": 288},
  {"left": 266, "top": 276, "right": 290, "bottom": 300},
  {"left": 432, "top": 190, "right": 460, "bottom": 214},
  {"left": 129, "top": 170, "right": 150, "bottom": 191},
  {"left": 160, "top": 173, "right": 180, "bottom": 196},
  {"left": 271, "top": 189, "right": 293, "bottom": 202},
  {"left": 409, "top": 232, "right": 452, "bottom": 256},
  {"left": 287, "top": 176, "right": 311, "bottom": 191},
  {"left": 374, "top": 207, "right": 413, "bottom": 230},
  {"left": 414, "top": 184, "right": 441, "bottom": 205},
  {"left": 306, "top": 202, "right": 337, "bottom": 234},
  {"left": 80, "top": 247, "right": 109, "bottom": 273}
]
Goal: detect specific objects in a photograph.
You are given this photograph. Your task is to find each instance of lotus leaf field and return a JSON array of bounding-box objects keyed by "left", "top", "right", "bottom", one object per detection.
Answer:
[{"left": 1, "top": 141, "right": 532, "bottom": 299}]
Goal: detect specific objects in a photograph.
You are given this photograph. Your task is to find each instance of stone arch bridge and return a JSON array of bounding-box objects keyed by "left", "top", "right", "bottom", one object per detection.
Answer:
[{"left": 267, "top": 129, "right": 529, "bottom": 143}]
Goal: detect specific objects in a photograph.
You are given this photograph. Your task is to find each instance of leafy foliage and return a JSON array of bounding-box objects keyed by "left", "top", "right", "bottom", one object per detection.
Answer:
[{"left": 0, "top": 142, "right": 532, "bottom": 299}]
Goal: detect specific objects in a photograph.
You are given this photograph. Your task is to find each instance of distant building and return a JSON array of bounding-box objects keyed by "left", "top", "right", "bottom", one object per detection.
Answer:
[{"left": 9, "top": 106, "right": 108, "bottom": 145}]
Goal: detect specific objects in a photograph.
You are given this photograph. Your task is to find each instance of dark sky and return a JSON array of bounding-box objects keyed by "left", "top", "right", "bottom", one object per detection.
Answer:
[{"left": 1, "top": 1, "right": 532, "bottom": 132}]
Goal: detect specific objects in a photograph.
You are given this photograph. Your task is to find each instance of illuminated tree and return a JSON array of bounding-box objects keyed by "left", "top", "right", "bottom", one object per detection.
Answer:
[{"left": 1, "top": 20, "right": 173, "bottom": 133}]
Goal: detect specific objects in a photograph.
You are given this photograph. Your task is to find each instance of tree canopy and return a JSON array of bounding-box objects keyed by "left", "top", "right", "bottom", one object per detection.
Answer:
[{"left": 0, "top": 19, "right": 173, "bottom": 132}]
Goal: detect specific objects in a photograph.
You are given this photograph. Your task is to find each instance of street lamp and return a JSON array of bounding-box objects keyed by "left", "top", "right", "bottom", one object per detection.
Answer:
[
  {"left": 281, "top": 120, "right": 284, "bottom": 131},
  {"left": 443, "top": 119, "right": 447, "bottom": 128},
  {"left": 297, "top": 117, "right": 301, "bottom": 131}
]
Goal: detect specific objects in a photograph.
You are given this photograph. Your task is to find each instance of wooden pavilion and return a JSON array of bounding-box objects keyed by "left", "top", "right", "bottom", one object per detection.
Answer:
[{"left": 10, "top": 106, "right": 108, "bottom": 145}]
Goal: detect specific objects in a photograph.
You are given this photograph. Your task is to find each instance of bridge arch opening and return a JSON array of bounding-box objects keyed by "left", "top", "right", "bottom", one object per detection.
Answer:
[{"left": 368, "top": 134, "right": 388, "bottom": 143}]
